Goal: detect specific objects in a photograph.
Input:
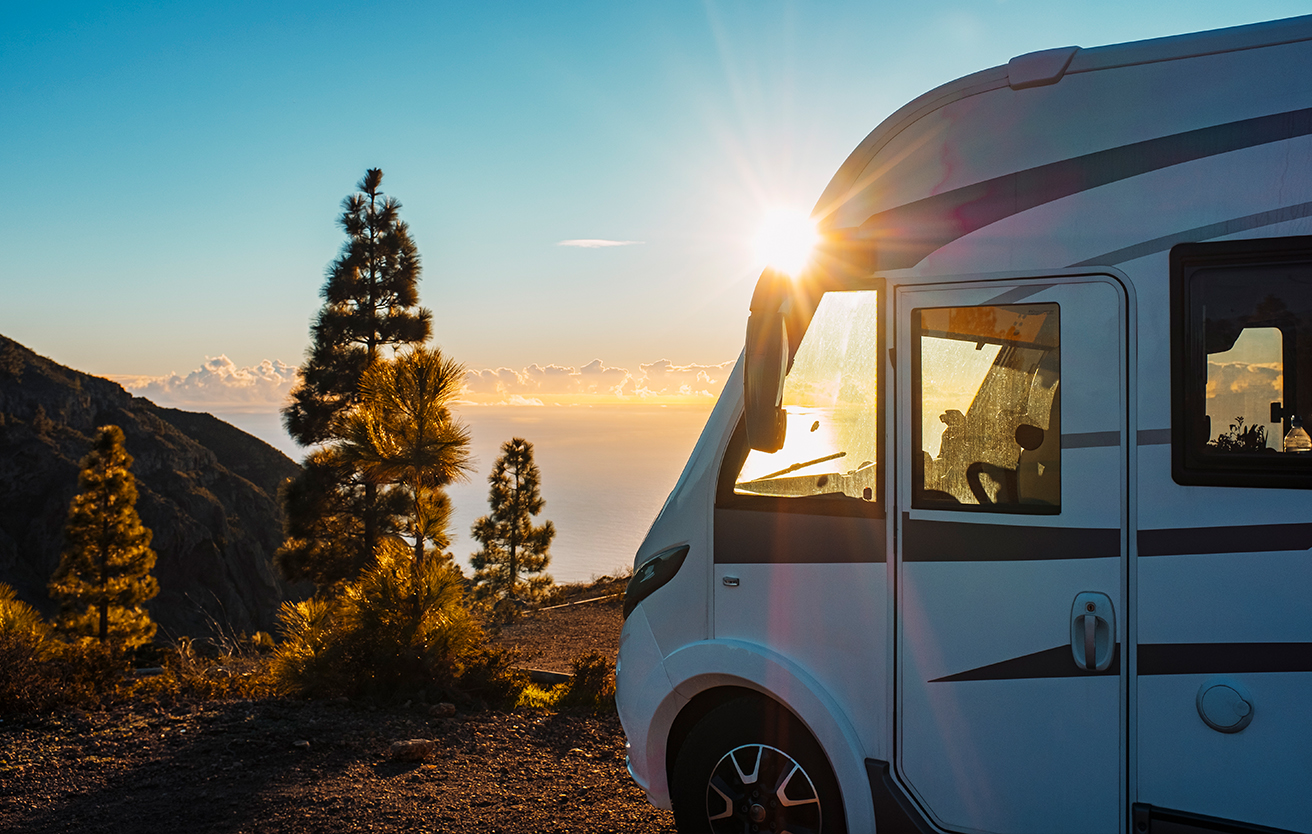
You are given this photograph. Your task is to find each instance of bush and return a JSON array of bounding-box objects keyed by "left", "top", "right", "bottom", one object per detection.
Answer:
[
  {"left": 127, "top": 638, "right": 277, "bottom": 705},
  {"left": 269, "top": 596, "right": 340, "bottom": 697},
  {"left": 0, "top": 584, "right": 125, "bottom": 714},
  {"left": 0, "top": 636, "right": 127, "bottom": 714},
  {"left": 555, "top": 652, "right": 616, "bottom": 715},
  {"left": 516, "top": 682, "right": 561, "bottom": 710},
  {"left": 0, "top": 584, "right": 53, "bottom": 648},
  {"left": 272, "top": 544, "right": 515, "bottom": 705},
  {"left": 453, "top": 644, "right": 527, "bottom": 709}
]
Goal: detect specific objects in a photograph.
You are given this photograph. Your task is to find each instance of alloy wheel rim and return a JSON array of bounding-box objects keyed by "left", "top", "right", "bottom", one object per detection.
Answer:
[{"left": 705, "top": 743, "right": 821, "bottom": 834}]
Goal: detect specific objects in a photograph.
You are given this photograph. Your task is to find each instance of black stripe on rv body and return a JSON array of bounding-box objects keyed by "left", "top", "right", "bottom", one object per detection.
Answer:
[
  {"left": 712, "top": 509, "right": 1312, "bottom": 565},
  {"left": 931, "top": 645, "right": 1121, "bottom": 682},
  {"left": 1139, "top": 642, "right": 1312, "bottom": 675},
  {"left": 850, "top": 107, "right": 1312, "bottom": 270},
  {"left": 901, "top": 516, "right": 1120, "bottom": 562},
  {"left": 930, "top": 642, "right": 1312, "bottom": 682},
  {"left": 1071, "top": 200, "right": 1312, "bottom": 266},
  {"left": 902, "top": 516, "right": 1312, "bottom": 561},
  {"left": 714, "top": 507, "right": 887, "bottom": 564},
  {"left": 1138, "top": 521, "right": 1312, "bottom": 556}
]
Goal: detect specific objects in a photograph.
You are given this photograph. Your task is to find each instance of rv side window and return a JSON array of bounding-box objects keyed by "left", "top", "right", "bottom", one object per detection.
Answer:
[
  {"left": 912, "top": 303, "right": 1061, "bottom": 513},
  {"left": 733, "top": 290, "right": 880, "bottom": 503},
  {"left": 1173, "top": 237, "right": 1312, "bottom": 488}
]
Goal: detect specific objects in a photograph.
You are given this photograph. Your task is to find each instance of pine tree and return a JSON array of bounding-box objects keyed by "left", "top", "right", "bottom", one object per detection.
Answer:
[
  {"left": 278, "top": 168, "right": 432, "bottom": 588},
  {"left": 274, "top": 447, "right": 399, "bottom": 591},
  {"left": 471, "top": 438, "right": 555, "bottom": 609},
  {"left": 48, "top": 425, "right": 159, "bottom": 647},
  {"left": 337, "top": 347, "right": 472, "bottom": 566}
]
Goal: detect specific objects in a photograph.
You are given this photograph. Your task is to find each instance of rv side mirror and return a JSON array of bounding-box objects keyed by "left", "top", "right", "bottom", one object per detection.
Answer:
[{"left": 745, "top": 309, "right": 788, "bottom": 452}]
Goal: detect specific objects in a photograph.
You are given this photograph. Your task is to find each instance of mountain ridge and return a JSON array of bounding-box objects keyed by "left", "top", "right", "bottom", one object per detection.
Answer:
[{"left": 0, "top": 334, "right": 303, "bottom": 638}]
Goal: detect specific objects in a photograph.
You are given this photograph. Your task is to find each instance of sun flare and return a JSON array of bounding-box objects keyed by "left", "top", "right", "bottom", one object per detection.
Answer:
[{"left": 751, "top": 206, "right": 820, "bottom": 277}]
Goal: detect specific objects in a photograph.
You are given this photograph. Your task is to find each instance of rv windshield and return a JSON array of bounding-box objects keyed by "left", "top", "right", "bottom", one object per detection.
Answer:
[{"left": 735, "top": 290, "right": 880, "bottom": 501}]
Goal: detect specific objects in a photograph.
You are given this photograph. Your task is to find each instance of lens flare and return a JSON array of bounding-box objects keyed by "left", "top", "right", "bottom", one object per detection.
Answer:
[{"left": 751, "top": 206, "right": 819, "bottom": 277}]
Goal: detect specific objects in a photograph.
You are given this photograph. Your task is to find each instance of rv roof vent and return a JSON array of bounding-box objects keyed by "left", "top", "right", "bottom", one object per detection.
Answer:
[{"left": 1008, "top": 46, "right": 1080, "bottom": 90}]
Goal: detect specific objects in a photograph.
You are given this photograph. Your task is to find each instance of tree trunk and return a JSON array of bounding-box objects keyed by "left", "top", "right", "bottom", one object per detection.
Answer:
[
  {"left": 364, "top": 481, "right": 378, "bottom": 564},
  {"left": 413, "top": 489, "right": 424, "bottom": 566},
  {"left": 99, "top": 463, "right": 110, "bottom": 644}
]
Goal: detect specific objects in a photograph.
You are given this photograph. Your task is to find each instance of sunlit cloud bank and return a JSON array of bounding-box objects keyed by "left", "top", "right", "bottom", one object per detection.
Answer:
[
  {"left": 462, "top": 358, "right": 734, "bottom": 405},
  {"left": 110, "top": 355, "right": 735, "bottom": 411},
  {"left": 556, "top": 239, "right": 645, "bottom": 248},
  {"left": 110, "top": 355, "right": 298, "bottom": 412}
]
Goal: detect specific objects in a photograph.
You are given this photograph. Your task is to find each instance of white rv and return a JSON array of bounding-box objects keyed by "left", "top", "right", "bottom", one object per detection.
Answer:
[{"left": 616, "top": 14, "right": 1312, "bottom": 834}]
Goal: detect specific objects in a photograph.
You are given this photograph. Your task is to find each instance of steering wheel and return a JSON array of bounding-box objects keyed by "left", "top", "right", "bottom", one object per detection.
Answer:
[{"left": 965, "top": 461, "right": 1016, "bottom": 505}]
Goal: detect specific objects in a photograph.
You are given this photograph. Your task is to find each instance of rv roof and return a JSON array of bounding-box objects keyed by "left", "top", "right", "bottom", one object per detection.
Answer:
[{"left": 815, "top": 13, "right": 1312, "bottom": 225}]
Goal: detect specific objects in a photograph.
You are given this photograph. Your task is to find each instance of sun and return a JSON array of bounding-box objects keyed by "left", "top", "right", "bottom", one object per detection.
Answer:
[{"left": 751, "top": 205, "right": 820, "bottom": 277}]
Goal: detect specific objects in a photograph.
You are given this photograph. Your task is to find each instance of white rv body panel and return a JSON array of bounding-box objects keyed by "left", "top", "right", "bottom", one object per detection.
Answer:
[{"left": 617, "top": 15, "right": 1312, "bottom": 834}]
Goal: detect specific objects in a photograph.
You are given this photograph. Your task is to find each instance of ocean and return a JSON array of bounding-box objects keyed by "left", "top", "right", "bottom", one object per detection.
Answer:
[{"left": 215, "top": 404, "right": 716, "bottom": 584}]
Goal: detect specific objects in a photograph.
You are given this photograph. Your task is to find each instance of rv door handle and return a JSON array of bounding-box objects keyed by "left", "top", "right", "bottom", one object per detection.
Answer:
[
  {"left": 1070, "top": 592, "right": 1115, "bottom": 672},
  {"left": 1083, "top": 608, "right": 1096, "bottom": 669}
]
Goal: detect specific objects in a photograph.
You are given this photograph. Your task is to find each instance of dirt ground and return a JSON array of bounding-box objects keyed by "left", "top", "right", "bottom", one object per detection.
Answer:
[
  {"left": 490, "top": 577, "right": 626, "bottom": 673},
  {"left": 0, "top": 580, "right": 679, "bottom": 834}
]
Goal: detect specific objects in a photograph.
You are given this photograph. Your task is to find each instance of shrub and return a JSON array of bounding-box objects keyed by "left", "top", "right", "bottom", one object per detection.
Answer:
[
  {"left": 0, "top": 637, "right": 127, "bottom": 714},
  {"left": 516, "top": 682, "right": 562, "bottom": 710},
  {"left": 555, "top": 652, "right": 616, "bottom": 715},
  {"left": 337, "top": 545, "right": 482, "bottom": 697},
  {"left": 272, "top": 543, "right": 511, "bottom": 704},
  {"left": 269, "top": 596, "right": 341, "bottom": 697},
  {"left": 453, "top": 644, "right": 527, "bottom": 709},
  {"left": 127, "top": 638, "right": 278, "bottom": 705},
  {"left": 0, "top": 584, "right": 52, "bottom": 649}
]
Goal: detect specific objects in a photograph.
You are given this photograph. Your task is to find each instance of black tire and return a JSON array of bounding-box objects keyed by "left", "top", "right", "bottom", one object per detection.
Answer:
[{"left": 670, "top": 697, "right": 846, "bottom": 834}]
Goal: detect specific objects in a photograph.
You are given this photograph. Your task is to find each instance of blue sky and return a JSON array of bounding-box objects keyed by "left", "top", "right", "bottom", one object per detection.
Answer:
[{"left": 3, "top": 1, "right": 1309, "bottom": 397}]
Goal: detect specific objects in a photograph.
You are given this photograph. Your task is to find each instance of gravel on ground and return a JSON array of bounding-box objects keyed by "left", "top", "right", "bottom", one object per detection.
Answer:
[{"left": 0, "top": 576, "right": 678, "bottom": 834}]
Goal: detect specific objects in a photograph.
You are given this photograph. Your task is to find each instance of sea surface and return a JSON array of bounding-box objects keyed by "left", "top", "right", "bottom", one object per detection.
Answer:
[{"left": 215, "top": 404, "right": 717, "bottom": 584}]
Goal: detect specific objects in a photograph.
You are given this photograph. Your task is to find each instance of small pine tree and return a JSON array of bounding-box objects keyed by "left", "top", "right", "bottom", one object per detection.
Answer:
[
  {"left": 49, "top": 425, "right": 159, "bottom": 647},
  {"left": 337, "top": 347, "right": 471, "bottom": 567},
  {"left": 470, "top": 438, "right": 555, "bottom": 609}
]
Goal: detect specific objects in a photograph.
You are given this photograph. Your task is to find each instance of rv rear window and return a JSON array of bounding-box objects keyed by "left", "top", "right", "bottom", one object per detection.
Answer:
[
  {"left": 911, "top": 303, "right": 1061, "bottom": 513},
  {"left": 1172, "top": 236, "right": 1312, "bottom": 488}
]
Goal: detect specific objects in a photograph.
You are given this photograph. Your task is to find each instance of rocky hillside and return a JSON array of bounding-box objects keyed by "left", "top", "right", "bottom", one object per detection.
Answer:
[{"left": 0, "top": 334, "right": 303, "bottom": 638}]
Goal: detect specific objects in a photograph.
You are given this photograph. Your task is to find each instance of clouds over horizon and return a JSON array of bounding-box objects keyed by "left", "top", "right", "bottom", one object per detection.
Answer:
[
  {"left": 111, "top": 355, "right": 298, "bottom": 412},
  {"left": 113, "top": 355, "right": 735, "bottom": 411},
  {"left": 461, "top": 358, "right": 734, "bottom": 405}
]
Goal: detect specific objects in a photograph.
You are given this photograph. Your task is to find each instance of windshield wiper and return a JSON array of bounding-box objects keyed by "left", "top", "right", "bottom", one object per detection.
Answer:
[{"left": 759, "top": 451, "right": 846, "bottom": 480}]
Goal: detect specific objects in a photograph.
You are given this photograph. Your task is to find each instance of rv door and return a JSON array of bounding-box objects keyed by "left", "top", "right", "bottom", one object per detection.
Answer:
[{"left": 894, "top": 277, "right": 1129, "bottom": 834}]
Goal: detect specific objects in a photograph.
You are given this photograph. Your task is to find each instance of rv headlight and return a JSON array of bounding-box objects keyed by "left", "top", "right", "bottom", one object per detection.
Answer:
[
  {"left": 752, "top": 206, "right": 819, "bottom": 278},
  {"left": 623, "top": 544, "right": 691, "bottom": 620}
]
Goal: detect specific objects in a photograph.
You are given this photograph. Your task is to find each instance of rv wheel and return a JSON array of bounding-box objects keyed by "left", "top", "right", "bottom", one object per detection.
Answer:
[{"left": 671, "top": 697, "right": 845, "bottom": 834}]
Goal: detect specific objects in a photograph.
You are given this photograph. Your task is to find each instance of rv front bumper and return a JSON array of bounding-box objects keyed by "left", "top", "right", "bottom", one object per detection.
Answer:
[{"left": 615, "top": 604, "right": 677, "bottom": 810}]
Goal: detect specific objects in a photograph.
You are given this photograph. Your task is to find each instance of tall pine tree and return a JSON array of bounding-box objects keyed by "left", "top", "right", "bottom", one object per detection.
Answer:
[
  {"left": 278, "top": 169, "right": 432, "bottom": 589},
  {"left": 470, "top": 438, "right": 555, "bottom": 609},
  {"left": 284, "top": 168, "right": 431, "bottom": 444},
  {"left": 48, "top": 425, "right": 159, "bottom": 647}
]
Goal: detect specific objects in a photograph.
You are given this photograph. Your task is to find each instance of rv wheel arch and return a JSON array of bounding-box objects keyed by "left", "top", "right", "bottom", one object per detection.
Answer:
[
  {"left": 670, "top": 693, "right": 847, "bottom": 833},
  {"left": 658, "top": 640, "right": 876, "bottom": 831},
  {"left": 665, "top": 685, "right": 761, "bottom": 790}
]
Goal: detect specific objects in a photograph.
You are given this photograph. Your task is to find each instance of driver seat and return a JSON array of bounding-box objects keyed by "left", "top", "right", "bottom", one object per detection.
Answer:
[{"left": 1015, "top": 383, "right": 1060, "bottom": 506}]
